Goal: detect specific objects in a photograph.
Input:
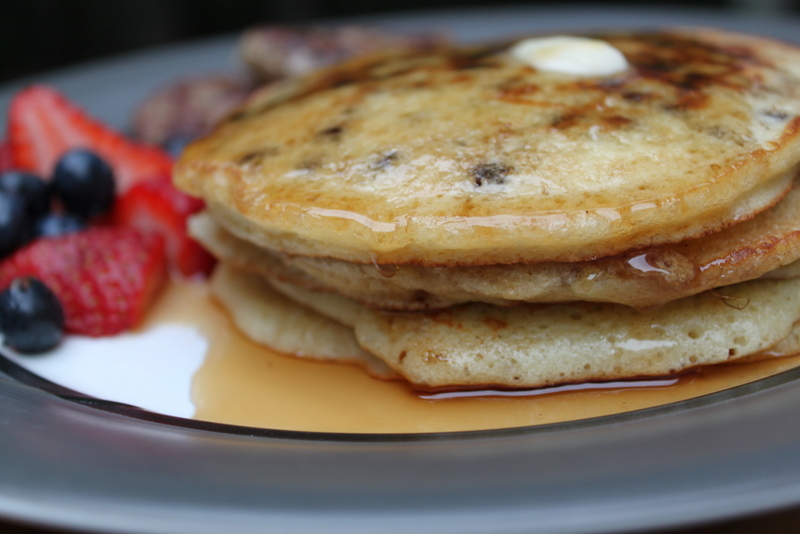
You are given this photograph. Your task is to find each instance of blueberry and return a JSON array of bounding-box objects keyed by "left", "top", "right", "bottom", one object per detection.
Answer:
[
  {"left": 0, "top": 171, "right": 50, "bottom": 220},
  {"left": 0, "top": 277, "right": 65, "bottom": 354},
  {"left": 0, "top": 190, "right": 31, "bottom": 259},
  {"left": 51, "top": 149, "right": 115, "bottom": 218},
  {"left": 34, "top": 213, "right": 86, "bottom": 238}
]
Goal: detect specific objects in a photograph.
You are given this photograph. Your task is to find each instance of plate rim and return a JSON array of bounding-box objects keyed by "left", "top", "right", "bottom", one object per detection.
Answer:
[{"left": 4, "top": 7, "right": 800, "bottom": 534}]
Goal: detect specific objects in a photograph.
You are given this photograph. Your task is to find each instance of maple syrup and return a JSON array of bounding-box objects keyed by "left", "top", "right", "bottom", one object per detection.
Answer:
[{"left": 148, "top": 279, "right": 800, "bottom": 434}]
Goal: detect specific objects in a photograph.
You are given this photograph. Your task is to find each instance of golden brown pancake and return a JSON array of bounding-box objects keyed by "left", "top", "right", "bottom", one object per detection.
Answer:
[
  {"left": 212, "top": 264, "right": 800, "bottom": 390},
  {"left": 178, "top": 27, "right": 800, "bottom": 390},
  {"left": 190, "top": 174, "right": 800, "bottom": 308},
  {"left": 176, "top": 28, "right": 800, "bottom": 267},
  {"left": 351, "top": 279, "right": 800, "bottom": 389},
  {"left": 209, "top": 263, "right": 398, "bottom": 380}
]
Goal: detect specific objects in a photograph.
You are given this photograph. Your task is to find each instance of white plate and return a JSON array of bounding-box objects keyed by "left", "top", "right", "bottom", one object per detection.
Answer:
[{"left": 3, "top": 7, "right": 800, "bottom": 534}]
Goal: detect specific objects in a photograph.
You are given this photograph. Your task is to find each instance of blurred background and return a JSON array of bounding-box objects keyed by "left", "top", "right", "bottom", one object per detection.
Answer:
[{"left": 2, "top": 0, "right": 800, "bottom": 83}]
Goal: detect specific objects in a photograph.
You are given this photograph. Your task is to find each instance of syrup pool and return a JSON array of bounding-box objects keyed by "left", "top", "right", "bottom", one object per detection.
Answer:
[{"left": 145, "top": 279, "right": 800, "bottom": 434}]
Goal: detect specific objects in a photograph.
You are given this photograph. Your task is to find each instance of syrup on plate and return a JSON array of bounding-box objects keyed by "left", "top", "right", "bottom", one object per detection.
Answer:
[{"left": 147, "top": 279, "right": 800, "bottom": 434}]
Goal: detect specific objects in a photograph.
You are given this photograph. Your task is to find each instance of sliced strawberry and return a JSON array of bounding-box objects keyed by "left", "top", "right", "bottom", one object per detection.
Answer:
[
  {"left": 114, "top": 178, "right": 216, "bottom": 278},
  {"left": 7, "top": 85, "right": 173, "bottom": 192},
  {"left": 0, "top": 227, "right": 167, "bottom": 337},
  {"left": 0, "top": 139, "right": 13, "bottom": 173}
]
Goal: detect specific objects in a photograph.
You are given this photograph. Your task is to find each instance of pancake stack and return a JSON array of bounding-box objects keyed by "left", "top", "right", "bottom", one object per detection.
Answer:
[{"left": 175, "top": 27, "right": 800, "bottom": 390}]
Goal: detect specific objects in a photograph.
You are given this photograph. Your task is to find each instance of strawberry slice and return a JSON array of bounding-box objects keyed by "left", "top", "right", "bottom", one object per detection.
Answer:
[
  {"left": 114, "top": 178, "right": 216, "bottom": 277},
  {"left": 7, "top": 85, "right": 173, "bottom": 192},
  {"left": 0, "top": 227, "right": 167, "bottom": 336},
  {"left": 0, "top": 139, "right": 13, "bottom": 173}
]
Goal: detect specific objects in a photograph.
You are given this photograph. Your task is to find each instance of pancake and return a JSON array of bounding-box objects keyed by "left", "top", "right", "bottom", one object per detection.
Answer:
[
  {"left": 213, "top": 264, "right": 800, "bottom": 389},
  {"left": 175, "top": 28, "right": 800, "bottom": 267},
  {"left": 353, "top": 279, "right": 800, "bottom": 389},
  {"left": 209, "top": 263, "right": 398, "bottom": 380},
  {"left": 178, "top": 27, "right": 800, "bottom": 391},
  {"left": 189, "top": 174, "right": 800, "bottom": 308}
]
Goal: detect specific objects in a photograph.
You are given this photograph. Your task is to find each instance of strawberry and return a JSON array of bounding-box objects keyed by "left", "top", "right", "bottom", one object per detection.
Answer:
[
  {"left": 114, "top": 178, "right": 216, "bottom": 277},
  {"left": 0, "top": 227, "right": 167, "bottom": 336},
  {"left": 7, "top": 85, "right": 173, "bottom": 192},
  {"left": 0, "top": 139, "right": 12, "bottom": 173}
]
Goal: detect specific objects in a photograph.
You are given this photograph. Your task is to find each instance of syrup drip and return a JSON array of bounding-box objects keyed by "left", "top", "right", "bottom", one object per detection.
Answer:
[
  {"left": 418, "top": 377, "right": 681, "bottom": 400},
  {"left": 370, "top": 252, "right": 399, "bottom": 278},
  {"left": 150, "top": 280, "right": 800, "bottom": 434},
  {"left": 627, "top": 253, "right": 670, "bottom": 274}
]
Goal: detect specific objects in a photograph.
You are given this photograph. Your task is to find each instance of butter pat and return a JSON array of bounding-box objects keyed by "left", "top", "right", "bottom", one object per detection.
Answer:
[{"left": 510, "top": 36, "right": 629, "bottom": 76}]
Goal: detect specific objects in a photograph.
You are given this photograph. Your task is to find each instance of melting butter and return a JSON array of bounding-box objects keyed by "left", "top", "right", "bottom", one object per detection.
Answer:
[{"left": 510, "top": 36, "right": 629, "bottom": 76}]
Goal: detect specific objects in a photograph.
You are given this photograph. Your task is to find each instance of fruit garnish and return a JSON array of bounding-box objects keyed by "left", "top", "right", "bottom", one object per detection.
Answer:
[
  {"left": 0, "top": 190, "right": 32, "bottom": 259},
  {"left": 34, "top": 213, "right": 86, "bottom": 239},
  {"left": 0, "top": 227, "right": 167, "bottom": 337},
  {"left": 0, "top": 170, "right": 50, "bottom": 221},
  {"left": 0, "top": 141, "right": 14, "bottom": 173},
  {"left": 114, "top": 178, "right": 216, "bottom": 278},
  {"left": 51, "top": 149, "right": 115, "bottom": 218},
  {"left": 0, "top": 277, "right": 64, "bottom": 353},
  {"left": 7, "top": 85, "right": 173, "bottom": 192}
]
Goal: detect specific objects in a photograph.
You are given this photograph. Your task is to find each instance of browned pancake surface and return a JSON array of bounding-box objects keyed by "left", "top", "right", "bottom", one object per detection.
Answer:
[
  {"left": 190, "top": 176, "right": 800, "bottom": 308},
  {"left": 177, "top": 28, "right": 800, "bottom": 266}
]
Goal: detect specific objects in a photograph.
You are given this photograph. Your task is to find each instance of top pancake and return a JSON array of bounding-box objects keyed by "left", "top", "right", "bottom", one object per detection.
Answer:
[{"left": 175, "top": 27, "right": 800, "bottom": 266}]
